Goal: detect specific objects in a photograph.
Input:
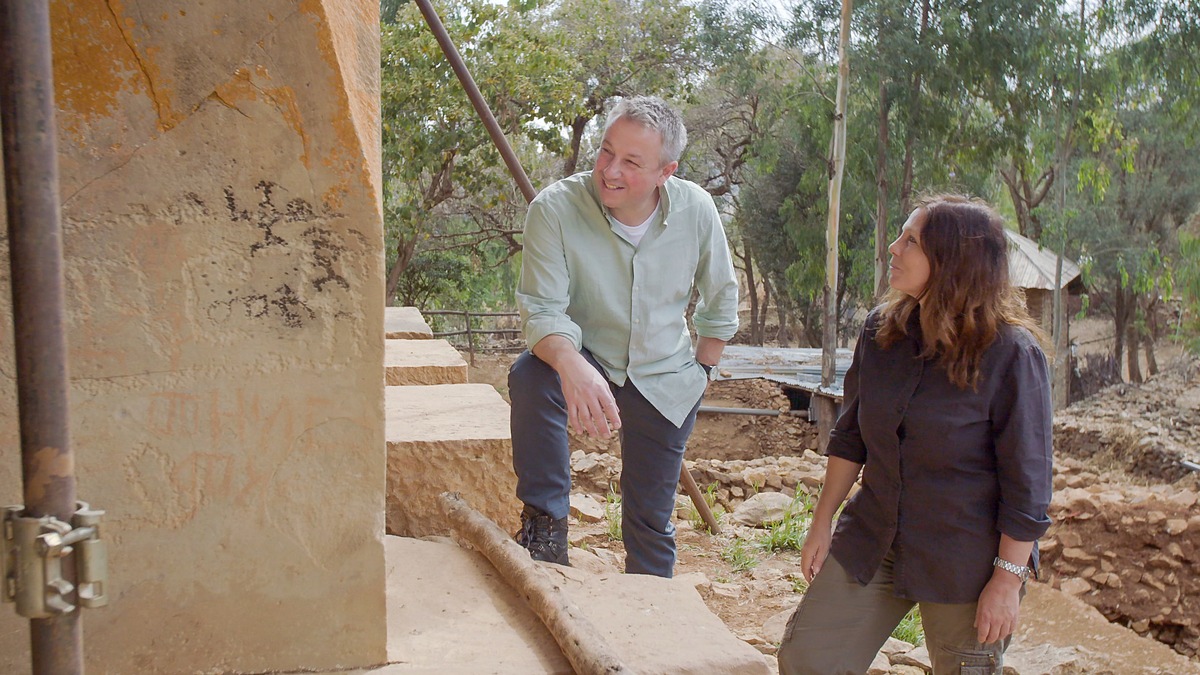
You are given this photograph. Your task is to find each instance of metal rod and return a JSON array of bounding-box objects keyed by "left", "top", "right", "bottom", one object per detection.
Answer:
[
  {"left": 699, "top": 405, "right": 780, "bottom": 416},
  {"left": 0, "top": 1, "right": 83, "bottom": 672},
  {"left": 678, "top": 465, "right": 721, "bottom": 535},
  {"left": 413, "top": 0, "right": 538, "bottom": 204}
]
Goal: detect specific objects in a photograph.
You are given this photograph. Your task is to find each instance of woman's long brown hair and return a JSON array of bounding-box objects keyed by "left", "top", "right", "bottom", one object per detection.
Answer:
[{"left": 877, "top": 194, "right": 1047, "bottom": 390}]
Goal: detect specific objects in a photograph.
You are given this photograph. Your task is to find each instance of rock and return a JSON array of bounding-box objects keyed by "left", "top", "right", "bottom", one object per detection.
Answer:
[
  {"left": 865, "top": 650, "right": 891, "bottom": 674},
  {"left": 711, "top": 582, "right": 743, "bottom": 599},
  {"left": 880, "top": 637, "right": 914, "bottom": 657},
  {"left": 1166, "top": 518, "right": 1189, "bottom": 535},
  {"left": 674, "top": 571, "right": 713, "bottom": 595},
  {"left": 1059, "top": 577, "right": 1092, "bottom": 595},
  {"left": 732, "top": 491, "right": 797, "bottom": 527},
  {"left": 891, "top": 644, "right": 931, "bottom": 671},
  {"left": 761, "top": 605, "right": 798, "bottom": 645},
  {"left": 1061, "top": 547, "right": 1096, "bottom": 564},
  {"left": 569, "top": 492, "right": 606, "bottom": 523}
]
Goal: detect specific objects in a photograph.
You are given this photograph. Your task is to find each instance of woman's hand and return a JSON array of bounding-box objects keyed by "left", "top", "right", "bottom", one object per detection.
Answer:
[
  {"left": 974, "top": 572, "right": 1022, "bottom": 643},
  {"left": 799, "top": 520, "right": 833, "bottom": 583}
]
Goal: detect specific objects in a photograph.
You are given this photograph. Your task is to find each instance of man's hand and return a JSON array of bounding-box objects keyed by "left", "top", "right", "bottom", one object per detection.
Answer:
[
  {"left": 556, "top": 354, "right": 621, "bottom": 438},
  {"left": 974, "top": 570, "right": 1022, "bottom": 644},
  {"left": 531, "top": 336, "right": 621, "bottom": 439}
]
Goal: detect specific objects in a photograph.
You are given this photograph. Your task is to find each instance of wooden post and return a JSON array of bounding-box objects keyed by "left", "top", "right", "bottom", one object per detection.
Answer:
[{"left": 818, "top": 0, "right": 854, "bottom": 452}]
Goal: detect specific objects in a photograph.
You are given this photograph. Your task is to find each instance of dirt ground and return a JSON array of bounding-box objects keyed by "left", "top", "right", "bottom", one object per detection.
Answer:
[{"left": 465, "top": 327, "right": 1200, "bottom": 668}]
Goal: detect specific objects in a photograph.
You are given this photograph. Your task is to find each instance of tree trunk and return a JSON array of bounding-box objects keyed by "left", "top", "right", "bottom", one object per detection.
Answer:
[
  {"left": 898, "top": 0, "right": 930, "bottom": 215},
  {"left": 1127, "top": 322, "right": 1143, "bottom": 384},
  {"left": 759, "top": 276, "right": 773, "bottom": 345},
  {"left": 384, "top": 236, "right": 419, "bottom": 306},
  {"left": 875, "top": 76, "right": 891, "bottom": 301},
  {"left": 1112, "top": 285, "right": 1128, "bottom": 375},
  {"left": 1144, "top": 295, "right": 1159, "bottom": 377},
  {"left": 740, "top": 246, "right": 763, "bottom": 345},
  {"left": 563, "top": 114, "right": 590, "bottom": 177}
]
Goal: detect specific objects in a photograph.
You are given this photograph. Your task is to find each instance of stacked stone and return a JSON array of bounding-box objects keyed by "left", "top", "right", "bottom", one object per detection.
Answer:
[{"left": 1043, "top": 457, "right": 1200, "bottom": 657}]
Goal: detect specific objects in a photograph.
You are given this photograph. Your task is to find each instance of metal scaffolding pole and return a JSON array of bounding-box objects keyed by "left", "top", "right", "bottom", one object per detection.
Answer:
[{"left": 0, "top": 1, "right": 83, "bottom": 672}]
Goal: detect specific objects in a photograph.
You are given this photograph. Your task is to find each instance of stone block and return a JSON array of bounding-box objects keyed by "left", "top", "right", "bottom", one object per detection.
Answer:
[
  {"left": 372, "top": 536, "right": 770, "bottom": 674},
  {"left": 371, "top": 536, "right": 572, "bottom": 674},
  {"left": 386, "top": 384, "right": 520, "bottom": 536},
  {"left": 0, "top": 1, "right": 387, "bottom": 672},
  {"left": 385, "top": 306, "right": 434, "bottom": 339},
  {"left": 384, "top": 339, "right": 467, "bottom": 385}
]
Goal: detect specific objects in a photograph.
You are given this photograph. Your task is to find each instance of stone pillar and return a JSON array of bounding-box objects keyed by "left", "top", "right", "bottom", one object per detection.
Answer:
[{"left": 0, "top": 1, "right": 386, "bottom": 672}]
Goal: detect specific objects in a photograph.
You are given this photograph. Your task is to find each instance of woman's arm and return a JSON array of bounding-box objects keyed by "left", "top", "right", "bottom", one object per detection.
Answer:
[
  {"left": 974, "top": 534, "right": 1035, "bottom": 643},
  {"left": 799, "top": 456, "right": 863, "bottom": 582}
]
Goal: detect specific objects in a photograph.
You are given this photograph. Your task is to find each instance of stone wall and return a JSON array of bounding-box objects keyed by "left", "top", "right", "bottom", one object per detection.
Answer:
[{"left": 0, "top": 1, "right": 386, "bottom": 672}]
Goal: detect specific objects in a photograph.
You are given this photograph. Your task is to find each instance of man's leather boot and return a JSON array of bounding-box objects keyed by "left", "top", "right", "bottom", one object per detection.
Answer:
[{"left": 515, "top": 504, "right": 570, "bottom": 566}]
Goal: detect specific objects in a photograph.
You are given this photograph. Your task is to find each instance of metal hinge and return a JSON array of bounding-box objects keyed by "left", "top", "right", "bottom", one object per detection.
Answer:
[{"left": 1, "top": 501, "right": 108, "bottom": 618}]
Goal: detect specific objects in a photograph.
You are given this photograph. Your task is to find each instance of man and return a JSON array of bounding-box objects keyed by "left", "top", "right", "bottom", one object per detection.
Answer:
[{"left": 510, "top": 95, "right": 739, "bottom": 578}]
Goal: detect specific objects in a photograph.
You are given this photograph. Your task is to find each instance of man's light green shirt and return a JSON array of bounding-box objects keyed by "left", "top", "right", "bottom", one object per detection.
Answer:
[{"left": 517, "top": 172, "right": 740, "bottom": 427}]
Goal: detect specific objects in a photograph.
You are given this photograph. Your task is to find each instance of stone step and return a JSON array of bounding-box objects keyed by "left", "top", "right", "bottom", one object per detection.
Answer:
[
  {"left": 385, "top": 384, "right": 520, "bottom": 537},
  {"left": 385, "top": 306, "right": 433, "bottom": 339},
  {"left": 363, "top": 535, "right": 771, "bottom": 675},
  {"left": 385, "top": 339, "right": 468, "bottom": 385}
]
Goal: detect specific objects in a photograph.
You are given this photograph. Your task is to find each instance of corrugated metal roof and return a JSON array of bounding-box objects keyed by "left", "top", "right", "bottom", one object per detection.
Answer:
[{"left": 1006, "top": 229, "right": 1081, "bottom": 291}]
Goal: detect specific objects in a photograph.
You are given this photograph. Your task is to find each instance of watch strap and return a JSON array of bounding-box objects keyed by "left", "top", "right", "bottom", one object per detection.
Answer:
[{"left": 993, "top": 556, "right": 1032, "bottom": 581}]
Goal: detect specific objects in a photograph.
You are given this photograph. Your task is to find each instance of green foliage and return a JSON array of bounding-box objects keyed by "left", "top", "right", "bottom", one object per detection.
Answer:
[
  {"left": 757, "top": 492, "right": 815, "bottom": 553},
  {"left": 892, "top": 606, "right": 925, "bottom": 646},
  {"left": 604, "top": 487, "right": 622, "bottom": 541},
  {"left": 720, "top": 537, "right": 761, "bottom": 573},
  {"left": 683, "top": 483, "right": 726, "bottom": 532},
  {"left": 1176, "top": 231, "right": 1200, "bottom": 353}
]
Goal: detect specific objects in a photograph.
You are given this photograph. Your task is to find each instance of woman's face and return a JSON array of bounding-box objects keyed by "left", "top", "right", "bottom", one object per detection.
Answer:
[{"left": 888, "top": 208, "right": 931, "bottom": 299}]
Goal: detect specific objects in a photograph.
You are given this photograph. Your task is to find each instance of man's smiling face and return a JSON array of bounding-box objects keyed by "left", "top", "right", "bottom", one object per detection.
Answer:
[{"left": 593, "top": 116, "right": 677, "bottom": 226}]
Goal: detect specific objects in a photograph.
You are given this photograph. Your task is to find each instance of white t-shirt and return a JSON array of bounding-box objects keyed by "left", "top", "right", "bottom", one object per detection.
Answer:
[{"left": 609, "top": 202, "right": 660, "bottom": 247}]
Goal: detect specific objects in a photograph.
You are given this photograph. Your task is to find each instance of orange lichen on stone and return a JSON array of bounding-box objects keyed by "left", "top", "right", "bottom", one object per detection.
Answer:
[
  {"left": 213, "top": 68, "right": 314, "bottom": 170},
  {"left": 51, "top": 0, "right": 181, "bottom": 136},
  {"left": 299, "top": 0, "right": 380, "bottom": 213}
]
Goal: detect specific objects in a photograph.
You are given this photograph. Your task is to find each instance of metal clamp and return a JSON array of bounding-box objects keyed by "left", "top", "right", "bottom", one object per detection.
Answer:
[{"left": 2, "top": 501, "right": 108, "bottom": 618}]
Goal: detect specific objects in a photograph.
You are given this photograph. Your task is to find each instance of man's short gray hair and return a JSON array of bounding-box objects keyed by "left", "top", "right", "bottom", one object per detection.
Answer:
[{"left": 603, "top": 95, "right": 688, "bottom": 165}]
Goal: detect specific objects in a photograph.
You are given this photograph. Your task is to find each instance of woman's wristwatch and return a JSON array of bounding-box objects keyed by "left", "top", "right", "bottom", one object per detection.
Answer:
[
  {"left": 700, "top": 363, "right": 718, "bottom": 381},
  {"left": 993, "top": 556, "right": 1033, "bottom": 581}
]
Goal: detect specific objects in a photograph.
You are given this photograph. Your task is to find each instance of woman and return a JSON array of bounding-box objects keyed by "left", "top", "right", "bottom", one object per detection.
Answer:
[{"left": 777, "top": 195, "right": 1053, "bottom": 675}]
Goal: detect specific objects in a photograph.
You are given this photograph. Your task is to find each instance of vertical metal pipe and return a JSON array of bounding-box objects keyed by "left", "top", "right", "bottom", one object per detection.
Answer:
[
  {"left": 0, "top": 1, "right": 82, "bottom": 673},
  {"left": 413, "top": 0, "right": 538, "bottom": 204}
]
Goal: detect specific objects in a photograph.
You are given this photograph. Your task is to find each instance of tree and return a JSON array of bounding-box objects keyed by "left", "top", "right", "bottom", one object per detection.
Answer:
[{"left": 380, "top": 0, "right": 579, "bottom": 303}]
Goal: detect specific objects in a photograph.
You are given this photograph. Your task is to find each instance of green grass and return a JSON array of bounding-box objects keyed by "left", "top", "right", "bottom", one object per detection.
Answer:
[
  {"left": 757, "top": 491, "right": 816, "bottom": 553},
  {"left": 720, "top": 537, "right": 761, "bottom": 573},
  {"left": 604, "top": 486, "right": 622, "bottom": 541},
  {"left": 683, "top": 482, "right": 726, "bottom": 531},
  {"left": 892, "top": 606, "right": 925, "bottom": 646}
]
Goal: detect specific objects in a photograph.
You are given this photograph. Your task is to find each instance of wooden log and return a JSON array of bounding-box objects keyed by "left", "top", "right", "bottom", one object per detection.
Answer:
[{"left": 437, "top": 492, "right": 635, "bottom": 675}]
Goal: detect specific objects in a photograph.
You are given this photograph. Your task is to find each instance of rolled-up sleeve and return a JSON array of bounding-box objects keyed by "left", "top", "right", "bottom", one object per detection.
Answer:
[
  {"left": 691, "top": 202, "right": 740, "bottom": 341},
  {"left": 991, "top": 339, "right": 1054, "bottom": 541},
  {"left": 826, "top": 322, "right": 869, "bottom": 464},
  {"left": 516, "top": 198, "right": 583, "bottom": 350}
]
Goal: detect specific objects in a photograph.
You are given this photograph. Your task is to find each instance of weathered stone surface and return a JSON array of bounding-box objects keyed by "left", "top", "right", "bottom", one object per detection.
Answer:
[
  {"left": 369, "top": 536, "right": 572, "bottom": 674},
  {"left": 732, "top": 491, "right": 797, "bottom": 526},
  {"left": 1014, "top": 581, "right": 1200, "bottom": 674},
  {"left": 761, "top": 605, "right": 798, "bottom": 644},
  {"left": 384, "top": 338, "right": 467, "bottom": 385},
  {"left": 550, "top": 566, "right": 773, "bottom": 674},
  {"left": 385, "top": 306, "right": 434, "bottom": 339},
  {"left": 569, "top": 492, "right": 606, "bottom": 523},
  {"left": 385, "top": 384, "right": 521, "bottom": 536},
  {"left": 0, "top": 2, "right": 385, "bottom": 672}
]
